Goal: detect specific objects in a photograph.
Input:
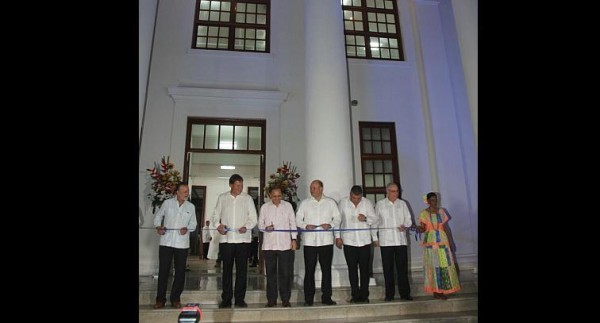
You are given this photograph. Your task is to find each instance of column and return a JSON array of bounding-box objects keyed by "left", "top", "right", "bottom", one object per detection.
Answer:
[{"left": 297, "top": 0, "right": 354, "bottom": 288}]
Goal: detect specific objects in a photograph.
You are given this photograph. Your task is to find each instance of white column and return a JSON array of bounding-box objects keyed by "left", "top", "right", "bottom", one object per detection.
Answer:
[{"left": 298, "top": 0, "right": 354, "bottom": 288}]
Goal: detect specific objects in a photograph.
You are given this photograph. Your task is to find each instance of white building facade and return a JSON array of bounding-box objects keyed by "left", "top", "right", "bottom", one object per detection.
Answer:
[{"left": 139, "top": 0, "right": 478, "bottom": 285}]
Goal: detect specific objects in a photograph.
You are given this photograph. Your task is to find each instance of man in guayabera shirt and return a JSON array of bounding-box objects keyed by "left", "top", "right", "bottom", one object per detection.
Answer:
[
  {"left": 211, "top": 174, "right": 258, "bottom": 309},
  {"left": 335, "top": 185, "right": 379, "bottom": 304},
  {"left": 376, "top": 182, "right": 414, "bottom": 302},
  {"left": 295, "top": 179, "right": 341, "bottom": 306}
]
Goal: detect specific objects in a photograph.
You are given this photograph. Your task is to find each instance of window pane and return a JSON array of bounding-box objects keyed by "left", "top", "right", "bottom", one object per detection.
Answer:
[
  {"left": 208, "top": 26, "right": 219, "bottom": 36},
  {"left": 375, "top": 174, "right": 385, "bottom": 187},
  {"left": 390, "top": 49, "right": 400, "bottom": 59},
  {"left": 235, "top": 28, "right": 245, "bottom": 37},
  {"left": 256, "top": 40, "right": 266, "bottom": 51},
  {"left": 381, "top": 128, "right": 390, "bottom": 140},
  {"left": 362, "top": 140, "right": 372, "bottom": 154},
  {"left": 207, "top": 37, "right": 218, "bottom": 48},
  {"left": 247, "top": 14, "right": 256, "bottom": 24},
  {"left": 375, "top": 0, "right": 384, "bottom": 9},
  {"left": 384, "top": 0, "right": 393, "bottom": 9},
  {"left": 236, "top": 13, "right": 245, "bottom": 23},
  {"left": 210, "top": 1, "right": 220, "bottom": 10},
  {"left": 347, "top": 46, "right": 356, "bottom": 56},
  {"left": 346, "top": 35, "right": 355, "bottom": 45},
  {"left": 238, "top": 3, "right": 246, "bottom": 11},
  {"left": 384, "top": 174, "right": 393, "bottom": 186},
  {"left": 369, "top": 22, "right": 377, "bottom": 32},
  {"left": 353, "top": 0, "right": 361, "bottom": 6},
  {"left": 205, "top": 125, "right": 219, "bottom": 149},
  {"left": 381, "top": 48, "right": 390, "bottom": 59},
  {"left": 363, "top": 127, "right": 371, "bottom": 140},
  {"left": 218, "top": 38, "right": 228, "bottom": 48},
  {"left": 198, "top": 25, "right": 208, "bottom": 36},
  {"left": 210, "top": 11, "right": 220, "bottom": 21},
  {"left": 234, "top": 39, "right": 244, "bottom": 50},
  {"left": 373, "top": 141, "right": 382, "bottom": 154},
  {"left": 219, "top": 26, "right": 229, "bottom": 37},
  {"left": 191, "top": 124, "right": 205, "bottom": 149},
  {"left": 257, "top": 4, "right": 267, "bottom": 13},
  {"left": 257, "top": 14, "right": 266, "bottom": 24},
  {"left": 365, "top": 174, "right": 374, "bottom": 187},
  {"left": 345, "top": 21, "right": 354, "bottom": 30},
  {"left": 221, "top": 12, "right": 230, "bottom": 21},
  {"left": 196, "top": 36, "right": 207, "bottom": 47},
  {"left": 357, "top": 46, "right": 366, "bottom": 56},
  {"left": 248, "top": 126, "right": 262, "bottom": 150},
  {"left": 386, "top": 14, "right": 395, "bottom": 23},
  {"left": 356, "top": 36, "right": 365, "bottom": 46},
  {"left": 200, "top": 1, "right": 210, "bottom": 10},
  {"left": 365, "top": 194, "right": 375, "bottom": 204},
  {"left": 245, "top": 39, "right": 255, "bottom": 50},
  {"left": 374, "top": 160, "right": 383, "bottom": 173},
  {"left": 363, "top": 160, "right": 373, "bottom": 172},
  {"left": 247, "top": 3, "right": 256, "bottom": 12},
  {"left": 366, "top": 0, "right": 374, "bottom": 7},
  {"left": 234, "top": 126, "right": 248, "bottom": 150},
  {"left": 355, "top": 21, "right": 363, "bottom": 31},
  {"left": 246, "top": 28, "right": 256, "bottom": 39},
  {"left": 199, "top": 11, "right": 209, "bottom": 20},
  {"left": 256, "top": 29, "right": 266, "bottom": 39},
  {"left": 372, "top": 128, "right": 381, "bottom": 140},
  {"left": 219, "top": 125, "right": 234, "bottom": 149},
  {"left": 384, "top": 159, "right": 392, "bottom": 172},
  {"left": 222, "top": 1, "right": 231, "bottom": 11},
  {"left": 383, "top": 141, "right": 391, "bottom": 153}
]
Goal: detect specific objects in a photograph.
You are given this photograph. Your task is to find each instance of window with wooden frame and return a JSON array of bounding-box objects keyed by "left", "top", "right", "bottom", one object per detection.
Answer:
[
  {"left": 359, "top": 122, "right": 400, "bottom": 204},
  {"left": 192, "top": 0, "right": 270, "bottom": 52},
  {"left": 342, "top": 0, "right": 404, "bottom": 60}
]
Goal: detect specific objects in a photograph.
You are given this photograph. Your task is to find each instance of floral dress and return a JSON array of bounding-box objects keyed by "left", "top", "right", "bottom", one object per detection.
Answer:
[{"left": 418, "top": 208, "right": 461, "bottom": 295}]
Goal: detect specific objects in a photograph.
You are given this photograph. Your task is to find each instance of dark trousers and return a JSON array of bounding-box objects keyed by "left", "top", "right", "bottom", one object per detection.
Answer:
[
  {"left": 303, "top": 244, "right": 334, "bottom": 303},
  {"left": 202, "top": 243, "right": 210, "bottom": 259},
  {"left": 249, "top": 237, "right": 259, "bottom": 265},
  {"left": 264, "top": 249, "right": 294, "bottom": 302},
  {"left": 380, "top": 245, "right": 411, "bottom": 299},
  {"left": 156, "top": 245, "right": 188, "bottom": 303},
  {"left": 343, "top": 244, "right": 371, "bottom": 301},
  {"left": 220, "top": 242, "right": 251, "bottom": 303}
]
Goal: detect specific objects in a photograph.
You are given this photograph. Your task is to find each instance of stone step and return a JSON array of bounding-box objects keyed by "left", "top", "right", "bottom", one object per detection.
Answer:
[
  {"left": 139, "top": 294, "right": 477, "bottom": 323},
  {"left": 139, "top": 280, "right": 477, "bottom": 305}
]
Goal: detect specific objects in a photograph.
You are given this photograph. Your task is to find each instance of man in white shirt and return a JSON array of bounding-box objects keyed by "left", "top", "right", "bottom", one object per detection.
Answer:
[
  {"left": 211, "top": 174, "right": 258, "bottom": 308},
  {"left": 335, "top": 185, "right": 379, "bottom": 303},
  {"left": 201, "top": 220, "right": 211, "bottom": 259},
  {"left": 258, "top": 186, "right": 298, "bottom": 307},
  {"left": 152, "top": 182, "right": 197, "bottom": 309},
  {"left": 296, "top": 179, "right": 341, "bottom": 306},
  {"left": 375, "top": 182, "right": 414, "bottom": 302}
]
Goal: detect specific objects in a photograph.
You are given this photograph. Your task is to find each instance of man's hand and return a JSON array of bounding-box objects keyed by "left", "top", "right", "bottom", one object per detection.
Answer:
[
  {"left": 306, "top": 224, "right": 316, "bottom": 230},
  {"left": 156, "top": 226, "right": 166, "bottom": 235},
  {"left": 266, "top": 224, "right": 274, "bottom": 232},
  {"left": 238, "top": 227, "right": 247, "bottom": 234},
  {"left": 217, "top": 224, "right": 227, "bottom": 235},
  {"left": 291, "top": 240, "right": 297, "bottom": 250},
  {"left": 398, "top": 225, "right": 406, "bottom": 232},
  {"left": 335, "top": 237, "right": 343, "bottom": 249},
  {"left": 179, "top": 227, "right": 188, "bottom": 235},
  {"left": 372, "top": 240, "right": 379, "bottom": 248},
  {"left": 321, "top": 223, "right": 332, "bottom": 230},
  {"left": 357, "top": 213, "right": 367, "bottom": 222}
]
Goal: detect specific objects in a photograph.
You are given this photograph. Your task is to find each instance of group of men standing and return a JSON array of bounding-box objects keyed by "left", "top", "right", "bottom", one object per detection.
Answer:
[{"left": 152, "top": 174, "right": 414, "bottom": 309}]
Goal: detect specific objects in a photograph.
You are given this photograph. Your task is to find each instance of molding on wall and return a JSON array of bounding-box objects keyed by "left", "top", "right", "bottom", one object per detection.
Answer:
[{"left": 168, "top": 86, "right": 288, "bottom": 104}]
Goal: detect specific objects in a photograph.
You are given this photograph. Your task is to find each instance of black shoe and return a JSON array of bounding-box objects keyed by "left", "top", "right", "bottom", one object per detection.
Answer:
[
  {"left": 282, "top": 300, "right": 291, "bottom": 307},
  {"left": 218, "top": 300, "right": 232, "bottom": 308},
  {"left": 322, "top": 299, "right": 337, "bottom": 305},
  {"left": 400, "top": 295, "right": 413, "bottom": 301},
  {"left": 384, "top": 297, "right": 394, "bottom": 302},
  {"left": 303, "top": 301, "right": 313, "bottom": 306},
  {"left": 235, "top": 300, "right": 248, "bottom": 308},
  {"left": 265, "top": 300, "right": 276, "bottom": 307}
]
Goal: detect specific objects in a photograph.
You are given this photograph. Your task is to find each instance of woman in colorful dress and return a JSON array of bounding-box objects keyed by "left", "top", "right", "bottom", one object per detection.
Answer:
[{"left": 417, "top": 192, "right": 461, "bottom": 300}]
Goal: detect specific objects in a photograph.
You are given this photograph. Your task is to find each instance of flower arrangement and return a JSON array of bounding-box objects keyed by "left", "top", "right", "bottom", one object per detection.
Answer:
[
  {"left": 147, "top": 156, "right": 182, "bottom": 212},
  {"left": 265, "top": 161, "right": 301, "bottom": 203}
]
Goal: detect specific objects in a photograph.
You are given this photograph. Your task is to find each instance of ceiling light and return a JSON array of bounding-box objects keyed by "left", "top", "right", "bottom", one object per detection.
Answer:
[{"left": 220, "top": 165, "right": 236, "bottom": 170}]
